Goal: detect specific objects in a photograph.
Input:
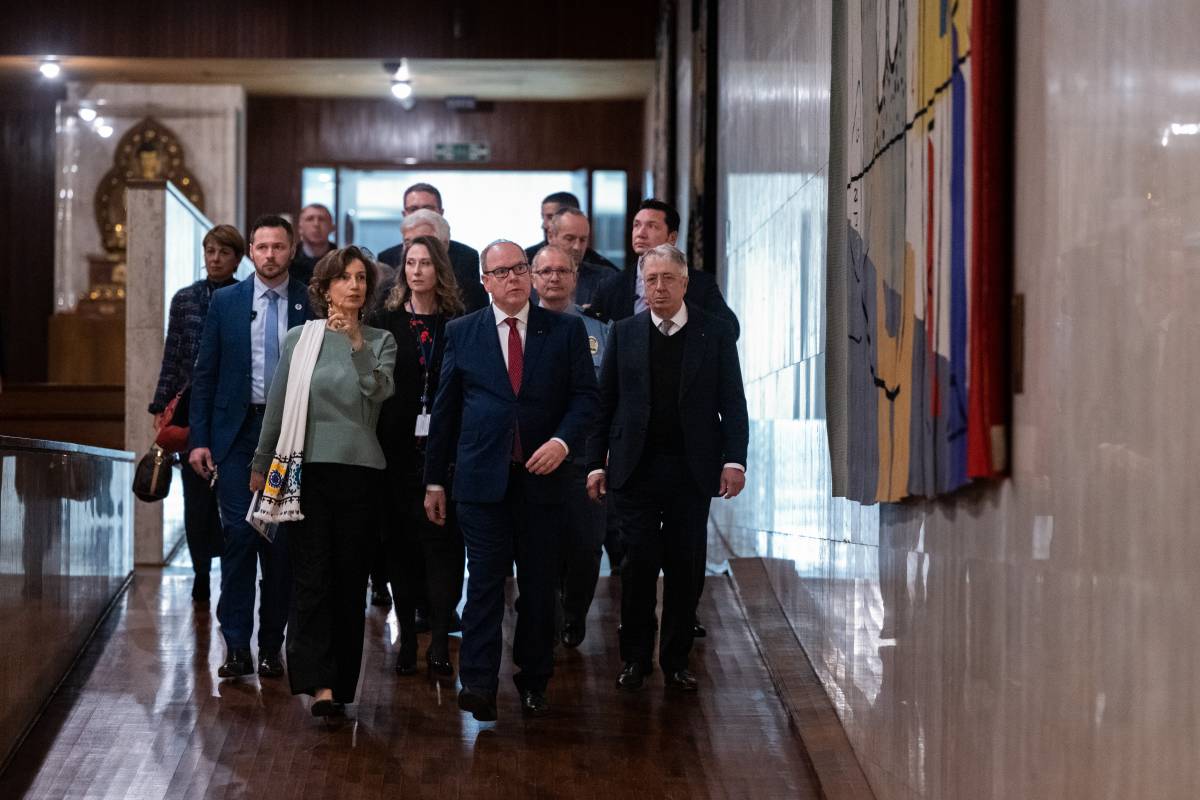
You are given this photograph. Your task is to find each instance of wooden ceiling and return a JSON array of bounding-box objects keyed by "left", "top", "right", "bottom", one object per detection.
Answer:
[{"left": 0, "top": 57, "right": 653, "bottom": 101}]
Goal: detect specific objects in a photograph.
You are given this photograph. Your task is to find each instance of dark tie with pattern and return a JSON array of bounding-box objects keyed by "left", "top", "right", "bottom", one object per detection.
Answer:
[{"left": 505, "top": 318, "right": 523, "bottom": 461}]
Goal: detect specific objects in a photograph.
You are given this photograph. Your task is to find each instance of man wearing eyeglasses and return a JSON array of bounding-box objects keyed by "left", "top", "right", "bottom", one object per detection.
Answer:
[
  {"left": 530, "top": 245, "right": 611, "bottom": 651},
  {"left": 423, "top": 240, "right": 598, "bottom": 722}
]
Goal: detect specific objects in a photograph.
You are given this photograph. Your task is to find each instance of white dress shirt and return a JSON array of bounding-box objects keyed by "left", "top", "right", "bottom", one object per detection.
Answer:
[
  {"left": 249, "top": 274, "right": 289, "bottom": 404},
  {"left": 589, "top": 302, "right": 745, "bottom": 478}
]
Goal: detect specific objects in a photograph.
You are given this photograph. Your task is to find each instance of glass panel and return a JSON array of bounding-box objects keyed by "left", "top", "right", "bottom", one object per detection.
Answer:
[
  {"left": 301, "top": 167, "right": 337, "bottom": 223},
  {"left": 591, "top": 170, "right": 628, "bottom": 268},
  {"left": 332, "top": 170, "right": 587, "bottom": 257}
]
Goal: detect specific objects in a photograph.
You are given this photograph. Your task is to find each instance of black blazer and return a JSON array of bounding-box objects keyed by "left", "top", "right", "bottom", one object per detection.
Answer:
[
  {"left": 588, "top": 265, "right": 741, "bottom": 339},
  {"left": 372, "top": 305, "right": 453, "bottom": 486},
  {"left": 586, "top": 303, "right": 749, "bottom": 496},
  {"left": 378, "top": 239, "right": 489, "bottom": 313},
  {"left": 425, "top": 304, "right": 599, "bottom": 504}
]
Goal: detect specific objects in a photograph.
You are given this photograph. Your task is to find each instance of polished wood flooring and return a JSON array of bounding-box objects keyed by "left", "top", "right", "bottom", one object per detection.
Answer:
[{"left": 0, "top": 564, "right": 821, "bottom": 799}]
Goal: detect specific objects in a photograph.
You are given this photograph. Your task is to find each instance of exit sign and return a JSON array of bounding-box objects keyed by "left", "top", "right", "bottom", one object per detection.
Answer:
[{"left": 434, "top": 142, "right": 490, "bottom": 162}]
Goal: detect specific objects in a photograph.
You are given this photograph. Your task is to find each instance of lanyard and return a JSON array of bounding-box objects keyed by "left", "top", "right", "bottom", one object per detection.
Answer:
[{"left": 408, "top": 306, "right": 440, "bottom": 411}]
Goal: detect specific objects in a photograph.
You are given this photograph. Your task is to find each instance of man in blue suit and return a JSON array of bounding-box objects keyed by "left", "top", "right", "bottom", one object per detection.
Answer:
[
  {"left": 189, "top": 214, "right": 314, "bottom": 680},
  {"left": 424, "top": 240, "right": 598, "bottom": 721}
]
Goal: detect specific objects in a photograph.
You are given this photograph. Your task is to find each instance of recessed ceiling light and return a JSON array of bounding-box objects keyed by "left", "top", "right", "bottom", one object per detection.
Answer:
[
  {"left": 39, "top": 60, "right": 61, "bottom": 79},
  {"left": 97, "top": 124, "right": 113, "bottom": 138},
  {"left": 390, "top": 81, "right": 413, "bottom": 100},
  {"left": 78, "top": 107, "right": 97, "bottom": 122}
]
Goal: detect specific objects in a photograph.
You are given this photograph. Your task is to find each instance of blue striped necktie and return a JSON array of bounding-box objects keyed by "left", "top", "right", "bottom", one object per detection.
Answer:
[{"left": 263, "top": 289, "right": 280, "bottom": 396}]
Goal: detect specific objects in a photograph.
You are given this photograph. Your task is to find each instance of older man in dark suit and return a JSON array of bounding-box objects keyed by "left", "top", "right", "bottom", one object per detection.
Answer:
[
  {"left": 423, "top": 240, "right": 598, "bottom": 721},
  {"left": 586, "top": 244, "right": 749, "bottom": 692}
]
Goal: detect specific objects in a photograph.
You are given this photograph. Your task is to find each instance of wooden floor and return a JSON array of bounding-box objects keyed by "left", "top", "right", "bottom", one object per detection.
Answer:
[{"left": 0, "top": 564, "right": 821, "bottom": 799}]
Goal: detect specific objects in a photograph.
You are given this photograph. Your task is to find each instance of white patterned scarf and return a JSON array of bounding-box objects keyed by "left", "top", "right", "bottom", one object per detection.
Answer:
[{"left": 253, "top": 319, "right": 325, "bottom": 525}]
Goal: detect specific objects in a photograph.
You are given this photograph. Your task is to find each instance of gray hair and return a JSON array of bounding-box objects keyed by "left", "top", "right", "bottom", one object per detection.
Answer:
[
  {"left": 548, "top": 206, "right": 588, "bottom": 237},
  {"left": 639, "top": 243, "right": 688, "bottom": 274},
  {"left": 400, "top": 208, "right": 450, "bottom": 244},
  {"left": 531, "top": 244, "right": 577, "bottom": 272},
  {"left": 479, "top": 239, "right": 527, "bottom": 273}
]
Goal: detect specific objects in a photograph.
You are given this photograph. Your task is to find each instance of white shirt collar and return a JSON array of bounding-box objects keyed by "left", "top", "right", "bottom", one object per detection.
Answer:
[
  {"left": 493, "top": 301, "right": 531, "bottom": 327},
  {"left": 650, "top": 303, "right": 688, "bottom": 333}
]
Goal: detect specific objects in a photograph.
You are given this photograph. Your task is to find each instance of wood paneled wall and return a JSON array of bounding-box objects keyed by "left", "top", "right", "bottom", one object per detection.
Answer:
[
  {"left": 0, "top": 2, "right": 654, "bottom": 59},
  {"left": 0, "top": 80, "right": 61, "bottom": 383},
  {"left": 245, "top": 96, "right": 646, "bottom": 222}
]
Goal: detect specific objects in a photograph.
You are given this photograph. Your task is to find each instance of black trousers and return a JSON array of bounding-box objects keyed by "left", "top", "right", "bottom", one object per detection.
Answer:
[
  {"left": 559, "top": 461, "right": 606, "bottom": 626},
  {"left": 611, "top": 453, "right": 710, "bottom": 673},
  {"left": 457, "top": 470, "right": 564, "bottom": 694},
  {"left": 286, "top": 463, "right": 380, "bottom": 703},
  {"left": 384, "top": 479, "right": 465, "bottom": 656},
  {"left": 180, "top": 455, "right": 222, "bottom": 577}
]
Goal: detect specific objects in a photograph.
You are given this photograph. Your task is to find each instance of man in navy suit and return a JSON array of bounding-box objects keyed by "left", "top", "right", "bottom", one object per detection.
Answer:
[
  {"left": 589, "top": 199, "right": 740, "bottom": 339},
  {"left": 189, "top": 214, "right": 313, "bottom": 680},
  {"left": 586, "top": 244, "right": 749, "bottom": 692},
  {"left": 424, "top": 240, "right": 598, "bottom": 721}
]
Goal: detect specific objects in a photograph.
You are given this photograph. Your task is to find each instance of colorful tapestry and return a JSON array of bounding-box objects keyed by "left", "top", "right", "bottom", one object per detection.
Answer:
[{"left": 826, "top": 0, "right": 1011, "bottom": 503}]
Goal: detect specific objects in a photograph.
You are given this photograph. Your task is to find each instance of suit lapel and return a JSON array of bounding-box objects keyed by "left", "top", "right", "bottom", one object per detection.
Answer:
[
  {"left": 520, "top": 306, "right": 550, "bottom": 393},
  {"left": 287, "top": 279, "right": 308, "bottom": 327},
  {"left": 622, "top": 268, "right": 638, "bottom": 317},
  {"left": 679, "top": 304, "right": 706, "bottom": 401},
  {"left": 629, "top": 310, "right": 651, "bottom": 388},
  {"left": 235, "top": 279, "right": 255, "bottom": 370}
]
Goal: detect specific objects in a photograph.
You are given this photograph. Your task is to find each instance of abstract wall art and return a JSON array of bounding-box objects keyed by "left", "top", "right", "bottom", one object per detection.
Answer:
[{"left": 826, "top": 0, "right": 1012, "bottom": 503}]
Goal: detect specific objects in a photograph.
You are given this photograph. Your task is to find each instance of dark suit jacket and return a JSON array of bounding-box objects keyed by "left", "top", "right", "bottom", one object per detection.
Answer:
[
  {"left": 378, "top": 239, "right": 489, "bottom": 313},
  {"left": 424, "top": 304, "right": 599, "bottom": 504},
  {"left": 189, "top": 277, "right": 312, "bottom": 463},
  {"left": 586, "top": 303, "right": 749, "bottom": 496},
  {"left": 589, "top": 264, "right": 740, "bottom": 339}
]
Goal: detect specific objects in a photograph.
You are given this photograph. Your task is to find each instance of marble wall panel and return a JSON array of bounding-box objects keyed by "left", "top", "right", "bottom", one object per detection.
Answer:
[{"left": 711, "top": 0, "right": 1200, "bottom": 797}]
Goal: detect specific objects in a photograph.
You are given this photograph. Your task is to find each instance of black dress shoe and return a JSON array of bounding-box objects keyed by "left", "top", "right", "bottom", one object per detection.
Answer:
[
  {"left": 311, "top": 698, "right": 344, "bottom": 718},
  {"left": 693, "top": 620, "right": 707, "bottom": 638},
  {"left": 426, "top": 649, "right": 455, "bottom": 680},
  {"left": 217, "top": 649, "right": 254, "bottom": 678},
  {"left": 370, "top": 585, "right": 392, "bottom": 608},
  {"left": 616, "top": 661, "right": 647, "bottom": 691},
  {"left": 519, "top": 689, "right": 550, "bottom": 717},
  {"left": 258, "top": 650, "right": 285, "bottom": 678},
  {"left": 458, "top": 687, "right": 498, "bottom": 722},
  {"left": 665, "top": 669, "right": 699, "bottom": 692},
  {"left": 560, "top": 621, "right": 585, "bottom": 649}
]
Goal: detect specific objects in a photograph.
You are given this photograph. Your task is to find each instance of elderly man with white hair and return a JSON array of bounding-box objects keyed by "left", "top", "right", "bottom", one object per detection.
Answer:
[
  {"left": 378, "top": 193, "right": 489, "bottom": 312},
  {"left": 585, "top": 243, "right": 748, "bottom": 694}
]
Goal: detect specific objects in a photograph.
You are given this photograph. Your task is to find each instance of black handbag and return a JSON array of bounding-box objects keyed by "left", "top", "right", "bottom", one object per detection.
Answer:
[{"left": 133, "top": 443, "right": 174, "bottom": 502}]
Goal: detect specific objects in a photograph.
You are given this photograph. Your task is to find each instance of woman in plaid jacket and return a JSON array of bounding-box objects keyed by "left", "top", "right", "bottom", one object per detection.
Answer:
[{"left": 149, "top": 224, "right": 243, "bottom": 603}]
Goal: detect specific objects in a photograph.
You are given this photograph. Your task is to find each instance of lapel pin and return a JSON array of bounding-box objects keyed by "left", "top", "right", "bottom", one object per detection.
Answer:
[{"left": 294, "top": 303, "right": 302, "bottom": 311}]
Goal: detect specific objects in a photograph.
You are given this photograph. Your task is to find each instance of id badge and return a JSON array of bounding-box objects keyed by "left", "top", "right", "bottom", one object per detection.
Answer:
[{"left": 414, "top": 413, "right": 431, "bottom": 437}]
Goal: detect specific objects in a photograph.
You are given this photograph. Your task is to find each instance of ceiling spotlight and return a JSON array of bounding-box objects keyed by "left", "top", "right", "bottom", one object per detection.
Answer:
[
  {"left": 97, "top": 125, "right": 114, "bottom": 138},
  {"left": 78, "top": 107, "right": 97, "bottom": 123},
  {"left": 39, "top": 59, "right": 61, "bottom": 79},
  {"left": 390, "top": 81, "right": 413, "bottom": 101}
]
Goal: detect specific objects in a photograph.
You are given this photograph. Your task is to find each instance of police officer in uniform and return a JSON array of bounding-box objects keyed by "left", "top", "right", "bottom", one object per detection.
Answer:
[{"left": 530, "top": 245, "right": 611, "bottom": 647}]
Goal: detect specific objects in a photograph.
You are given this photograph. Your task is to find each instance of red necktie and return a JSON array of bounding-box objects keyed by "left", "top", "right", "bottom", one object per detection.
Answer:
[{"left": 505, "top": 318, "right": 524, "bottom": 461}]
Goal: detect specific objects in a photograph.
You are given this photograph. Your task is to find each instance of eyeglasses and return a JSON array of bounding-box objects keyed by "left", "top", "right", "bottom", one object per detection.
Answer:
[
  {"left": 483, "top": 263, "right": 530, "bottom": 279},
  {"left": 532, "top": 268, "right": 574, "bottom": 278}
]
